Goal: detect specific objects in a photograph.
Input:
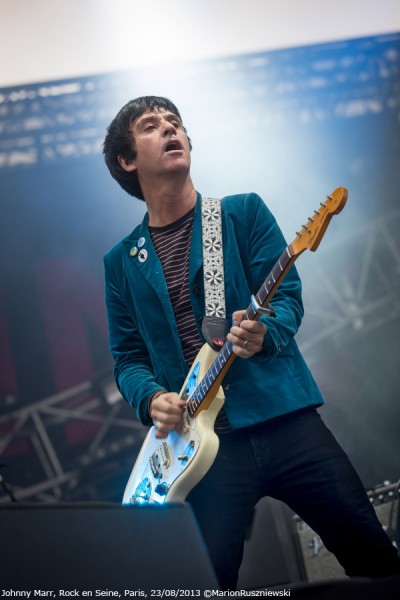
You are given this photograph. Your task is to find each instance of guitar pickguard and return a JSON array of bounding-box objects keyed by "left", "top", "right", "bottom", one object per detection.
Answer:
[
  {"left": 125, "top": 420, "right": 201, "bottom": 505},
  {"left": 123, "top": 345, "right": 224, "bottom": 505}
]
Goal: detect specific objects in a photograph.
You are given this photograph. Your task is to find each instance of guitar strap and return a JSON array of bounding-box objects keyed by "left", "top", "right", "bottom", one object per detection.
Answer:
[{"left": 201, "top": 197, "right": 229, "bottom": 351}]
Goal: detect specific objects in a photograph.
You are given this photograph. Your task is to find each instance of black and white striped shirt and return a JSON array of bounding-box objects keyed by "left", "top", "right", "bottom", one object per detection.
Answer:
[{"left": 149, "top": 208, "right": 202, "bottom": 366}]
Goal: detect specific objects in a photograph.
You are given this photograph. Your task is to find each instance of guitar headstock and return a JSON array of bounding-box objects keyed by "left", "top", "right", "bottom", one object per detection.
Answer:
[{"left": 290, "top": 187, "right": 348, "bottom": 256}]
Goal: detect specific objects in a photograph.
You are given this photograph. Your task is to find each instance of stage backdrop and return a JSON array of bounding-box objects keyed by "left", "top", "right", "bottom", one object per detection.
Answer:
[{"left": 0, "top": 33, "right": 399, "bottom": 499}]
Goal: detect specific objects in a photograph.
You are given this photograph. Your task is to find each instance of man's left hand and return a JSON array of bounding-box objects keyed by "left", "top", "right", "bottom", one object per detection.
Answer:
[{"left": 227, "top": 310, "right": 267, "bottom": 359}]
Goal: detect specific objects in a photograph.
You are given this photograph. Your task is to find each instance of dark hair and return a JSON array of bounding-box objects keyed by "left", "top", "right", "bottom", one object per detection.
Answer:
[{"left": 103, "top": 96, "right": 192, "bottom": 200}]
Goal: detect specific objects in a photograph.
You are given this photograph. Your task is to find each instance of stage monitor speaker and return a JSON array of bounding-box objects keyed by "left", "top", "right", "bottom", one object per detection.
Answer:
[
  {"left": 294, "top": 482, "right": 399, "bottom": 583},
  {"left": 0, "top": 502, "right": 219, "bottom": 593},
  {"left": 294, "top": 517, "right": 346, "bottom": 582}
]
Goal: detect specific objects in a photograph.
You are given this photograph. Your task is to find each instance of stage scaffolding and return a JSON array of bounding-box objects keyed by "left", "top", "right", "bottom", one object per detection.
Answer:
[{"left": 0, "top": 379, "right": 145, "bottom": 503}]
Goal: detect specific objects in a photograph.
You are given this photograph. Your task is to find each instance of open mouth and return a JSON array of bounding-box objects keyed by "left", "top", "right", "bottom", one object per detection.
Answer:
[{"left": 165, "top": 141, "right": 182, "bottom": 152}]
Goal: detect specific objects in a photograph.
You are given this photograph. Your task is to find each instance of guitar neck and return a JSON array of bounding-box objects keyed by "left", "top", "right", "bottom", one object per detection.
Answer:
[
  {"left": 186, "top": 186, "right": 348, "bottom": 417},
  {"left": 186, "top": 244, "right": 297, "bottom": 416},
  {"left": 243, "top": 246, "right": 296, "bottom": 321}
]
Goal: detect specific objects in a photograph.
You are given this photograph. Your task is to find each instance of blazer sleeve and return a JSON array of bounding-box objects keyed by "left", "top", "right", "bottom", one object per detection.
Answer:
[
  {"left": 104, "top": 251, "right": 165, "bottom": 426},
  {"left": 244, "top": 193, "right": 304, "bottom": 358}
]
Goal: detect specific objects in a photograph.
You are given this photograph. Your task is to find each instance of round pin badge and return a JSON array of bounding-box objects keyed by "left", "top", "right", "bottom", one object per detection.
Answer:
[
  {"left": 138, "top": 249, "right": 148, "bottom": 263},
  {"left": 138, "top": 237, "right": 146, "bottom": 248},
  {"left": 129, "top": 246, "right": 138, "bottom": 257}
]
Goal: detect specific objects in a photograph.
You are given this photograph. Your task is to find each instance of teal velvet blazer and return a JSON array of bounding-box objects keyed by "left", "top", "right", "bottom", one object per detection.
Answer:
[{"left": 104, "top": 192, "right": 324, "bottom": 428}]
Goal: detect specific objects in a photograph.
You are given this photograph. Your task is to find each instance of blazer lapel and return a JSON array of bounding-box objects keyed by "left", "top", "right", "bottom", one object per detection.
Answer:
[
  {"left": 123, "top": 215, "right": 169, "bottom": 297},
  {"left": 123, "top": 199, "right": 204, "bottom": 352}
]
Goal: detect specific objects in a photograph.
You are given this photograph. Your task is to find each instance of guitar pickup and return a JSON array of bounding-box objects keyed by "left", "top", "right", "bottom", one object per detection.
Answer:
[{"left": 161, "top": 441, "right": 171, "bottom": 468}]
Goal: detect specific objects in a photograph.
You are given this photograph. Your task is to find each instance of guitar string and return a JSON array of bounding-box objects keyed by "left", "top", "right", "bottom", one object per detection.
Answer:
[{"left": 186, "top": 246, "right": 293, "bottom": 416}]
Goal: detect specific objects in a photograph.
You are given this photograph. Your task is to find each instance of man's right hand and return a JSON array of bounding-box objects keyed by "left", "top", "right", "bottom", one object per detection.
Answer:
[{"left": 149, "top": 391, "right": 187, "bottom": 439}]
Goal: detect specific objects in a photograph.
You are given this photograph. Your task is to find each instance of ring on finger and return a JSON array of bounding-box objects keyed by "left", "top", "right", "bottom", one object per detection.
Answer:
[
  {"left": 154, "top": 420, "right": 161, "bottom": 429},
  {"left": 243, "top": 339, "right": 249, "bottom": 347}
]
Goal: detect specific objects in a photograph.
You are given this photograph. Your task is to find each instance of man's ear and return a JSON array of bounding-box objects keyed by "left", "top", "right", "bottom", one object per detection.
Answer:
[{"left": 118, "top": 155, "right": 137, "bottom": 172}]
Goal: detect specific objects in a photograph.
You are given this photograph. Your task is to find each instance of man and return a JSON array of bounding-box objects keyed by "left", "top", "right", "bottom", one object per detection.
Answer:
[{"left": 103, "top": 96, "right": 400, "bottom": 589}]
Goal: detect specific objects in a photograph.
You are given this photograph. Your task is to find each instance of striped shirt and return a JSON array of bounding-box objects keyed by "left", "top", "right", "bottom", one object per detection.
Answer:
[
  {"left": 149, "top": 208, "right": 231, "bottom": 433},
  {"left": 149, "top": 208, "right": 202, "bottom": 366}
]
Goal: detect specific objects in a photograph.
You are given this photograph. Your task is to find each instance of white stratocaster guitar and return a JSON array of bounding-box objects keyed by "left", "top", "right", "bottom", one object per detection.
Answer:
[{"left": 123, "top": 187, "right": 348, "bottom": 505}]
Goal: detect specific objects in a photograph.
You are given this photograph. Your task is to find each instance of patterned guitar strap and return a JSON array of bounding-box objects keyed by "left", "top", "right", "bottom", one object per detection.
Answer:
[{"left": 201, "top": 197, "right": 229, "bottom": 351}]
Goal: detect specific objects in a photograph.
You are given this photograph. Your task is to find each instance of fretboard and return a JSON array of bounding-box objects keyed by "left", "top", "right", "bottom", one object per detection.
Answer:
[{"left": 186, "top": 245, "right": 295, "bottom": 417}]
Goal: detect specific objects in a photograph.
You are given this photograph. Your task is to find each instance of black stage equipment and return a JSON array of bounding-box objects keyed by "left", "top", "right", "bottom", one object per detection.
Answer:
[{"left": 0, "top": 502, "right": 219, "bottom": 593}]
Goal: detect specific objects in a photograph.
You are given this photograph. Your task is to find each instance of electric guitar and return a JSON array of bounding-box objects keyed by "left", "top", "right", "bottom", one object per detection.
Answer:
[{"left": 122, "top": 187, "right": 348, "bottom": 505}]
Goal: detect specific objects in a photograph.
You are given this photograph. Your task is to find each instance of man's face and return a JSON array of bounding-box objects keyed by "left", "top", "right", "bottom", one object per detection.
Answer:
[{"left": 122, "top": 107, "right": 191, "bottom": 183}]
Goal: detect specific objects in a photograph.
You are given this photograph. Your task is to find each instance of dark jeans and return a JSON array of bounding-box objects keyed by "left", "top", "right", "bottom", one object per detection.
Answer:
[{"left": 187, "top": 408, "right": 400, "bottom": 589}]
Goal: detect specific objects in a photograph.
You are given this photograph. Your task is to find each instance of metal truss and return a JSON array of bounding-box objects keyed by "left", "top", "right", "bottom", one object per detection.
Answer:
[
  {"left": 0, "top": 379, "right": 146, "bottom": 503},
  {"left": 298, "top": 208, "right": 400, "bottom": 365}
]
